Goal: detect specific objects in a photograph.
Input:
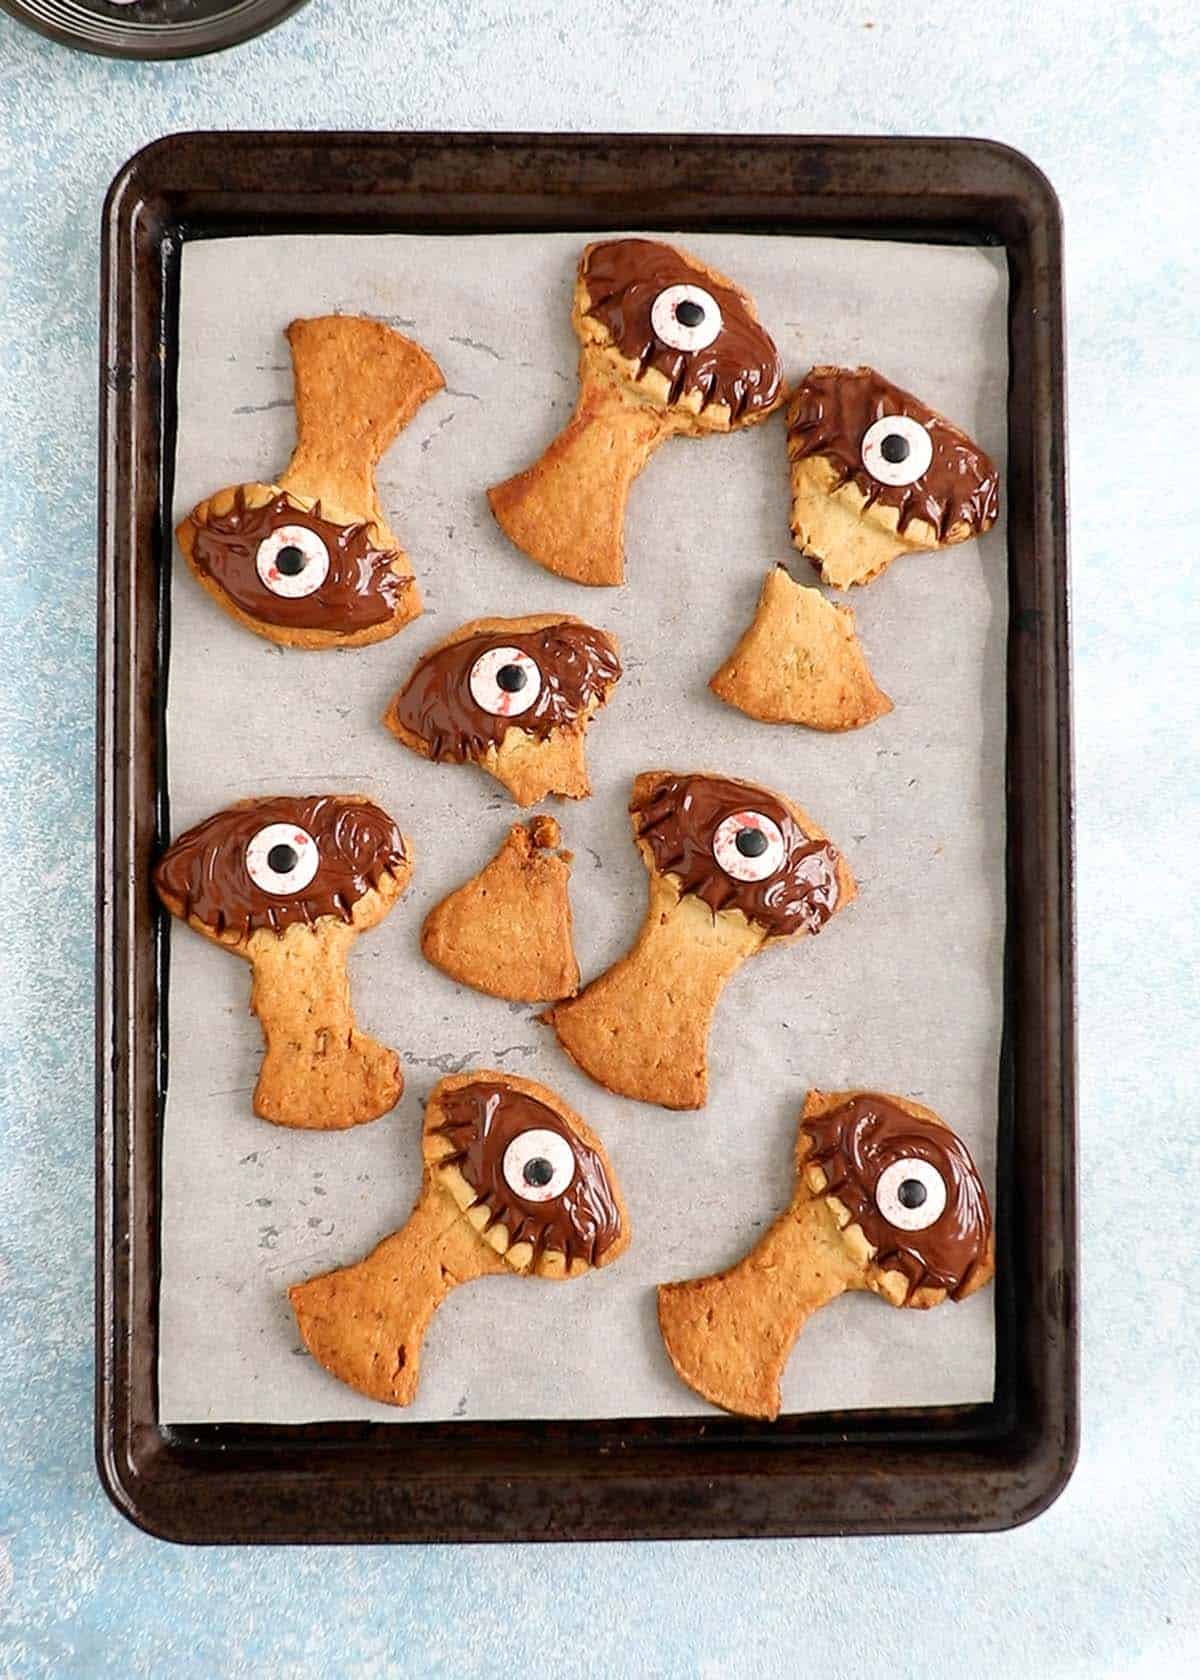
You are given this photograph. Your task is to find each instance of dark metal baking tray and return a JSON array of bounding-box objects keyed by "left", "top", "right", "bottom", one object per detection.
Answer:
[{"left": 96, "top": 131, "right": 1075, "bottom": 1544}]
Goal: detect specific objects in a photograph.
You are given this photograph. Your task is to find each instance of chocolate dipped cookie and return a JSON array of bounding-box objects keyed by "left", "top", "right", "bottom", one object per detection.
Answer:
[
  {"left": 489, "top": 239, "right": 785, "bottom": 585},
  {"left": 787, "top": 365, "right": 999, "bottom": 588},
  {"left": 154, "top": 794, "right": 411, "bottom": 1129},
  {"left": 289, "top": 1072, "right": 630, "bottom": 1405},
  {"left": 543, "top": 772, "right": 855, "bottom": 1109},
  {"left": 178, "top": 315, "right": 444, "bottom": 647},
  {"left": 658, "top": 1089, "right": 995, "bottom": 1418}
]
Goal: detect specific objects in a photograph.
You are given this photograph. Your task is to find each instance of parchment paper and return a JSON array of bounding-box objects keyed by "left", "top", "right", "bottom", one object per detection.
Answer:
[{"left": 161, "top": 232, "right": 1007, "bottom": 1423}]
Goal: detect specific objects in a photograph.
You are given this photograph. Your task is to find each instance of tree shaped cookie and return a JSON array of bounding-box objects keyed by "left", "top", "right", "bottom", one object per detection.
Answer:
[
  {"left": 289, "top": 1071, "right": 630, "bottom": 1405},
  {"left": 488, "top": 238, "right": 785, "bottom": 585},
  {"left": 177, "top": 315, "right": 444, "bottom": 647},
  {"left": 421, "top": 817, "right": 580, "bottom": 1002},
  {"left": 154, "top": 794, "right": 411, "bottom": 1129},
  {"left": 658, "top": 1089, "right": 995, "bottom": 1419},
  {"left": 384, "top": 612, "right": 622, "bottom": 805},
  {"left": 710, "top": 565, "right": 892, "bottom": 731},
  {"left": 544, "top": 773, "right": 855, "bottom": 1109},
  {"left": 787, "top": 365, "right": 999, "bottom": 589}
]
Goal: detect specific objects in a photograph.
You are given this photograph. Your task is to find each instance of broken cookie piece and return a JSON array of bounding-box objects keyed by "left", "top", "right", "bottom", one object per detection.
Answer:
[
  {"left": 178, "top": 314, "right": 444, "bottom": 647},
  {"left": 289, "top": 1071, "right": 630, "bottom": 1405},
  {"left": 787, "top": 365, "right": 999, "bottom": 589},
  {"left": 657, "top": 1089, "right": 995, "bottom": 1419},
  {"left": 153, "top": 793, "right": 412, "bottom": 1130},
  {"left": 543, "top": 772, "right": 855, "bottom": 1110},
  {"left": 488, "top": 238, "right": 785, "bottom": 585},
  {"left": 710, "top": 565, "right": 892, "bottom": 731},
  {"left": 421, "top": 817, "right": 580, "bottom": 1003},
  {"left": 383, "top": 612, "right": 621, "bottom": 805}
]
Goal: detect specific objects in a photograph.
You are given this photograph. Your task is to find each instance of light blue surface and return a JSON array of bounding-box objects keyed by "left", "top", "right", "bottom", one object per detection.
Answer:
[{"left": 0, "top": 1, "right": 1196, "bottom": 1674}]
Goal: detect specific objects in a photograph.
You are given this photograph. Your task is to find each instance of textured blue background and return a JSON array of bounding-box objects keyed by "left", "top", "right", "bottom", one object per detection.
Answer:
[{"left": 1, "top": 2, "right": 1196, "bottom": 1675}]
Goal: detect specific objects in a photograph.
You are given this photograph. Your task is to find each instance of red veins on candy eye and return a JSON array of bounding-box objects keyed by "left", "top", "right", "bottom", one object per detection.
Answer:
[{"left": 293, "top": 833, "right": 307, "bottom": 846}]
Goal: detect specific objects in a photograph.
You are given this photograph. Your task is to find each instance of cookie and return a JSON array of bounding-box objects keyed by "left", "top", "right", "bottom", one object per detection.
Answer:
[
  {"left": 710, "top": 565, "right": 892, "bottom": 731},
  {"left": 488, "top": 238, "right": 785, "bottom": 585},
  {"left": 289, "top": 1071, "right": 630, "bottom": 1405},
  {"left": 657, "top": 1089, "right": 995, "bottom": 1419},
  {"left": 154, "top": 794, "right": 411, "bottom": 1130},
  {"left": 177, "top": 315, "right": 444, "bottom": 647},
  {"left": 787, "top": 365, "right": 999, "bottom": 589},
  {"left": 421, "top": 817, "right": 579, "bottom": 1002},
  {"left": 383, "top": 612, "right": 621, "bottom": 805},
  {"left": 543, "top": 773, "right": 855, "bottom": 1110}
]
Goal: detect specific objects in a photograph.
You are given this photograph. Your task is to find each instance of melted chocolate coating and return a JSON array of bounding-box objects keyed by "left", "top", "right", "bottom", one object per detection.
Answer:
[
  {"left": 189, "top": 489, "right": 410, "bottom": 632},
  {"left": 632, "top": 773, "right": 842, "bottom": 938},
  {"left": 433, "top": 1081, "right": 623, "bottom": 1267},
  {"left": 786, "top": 367, "right": 999, "bottom": 540},
  {"left": 154, "top": 794, "right": 407, "bottom": 940},
  {"left": 803, "top": 1094, "right": 992, "bottom": 1299},
  {"left": 581, "top": 239, "right": 784, "bottom": 421},
  {"left": 389, "top": 621, "right": 621, "bottom": 762}
]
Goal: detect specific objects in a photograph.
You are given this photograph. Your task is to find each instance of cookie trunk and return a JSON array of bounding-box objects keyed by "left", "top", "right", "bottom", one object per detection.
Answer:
[
  {"left": 247, "top": 923, "right": 402, "bottom": 1129},
  {"left": 657, "top": 1195, "right": 858, "bottom": 1420},
  {"left": 544, "top": 882, "right": 763, "bottom": 1109},
  {"left": 289, "top": 1187, "right": 503, "bottom": 1406},
  {"left": 488, "top": 368, "right": 674, "bottom": 585},
  {"left": 278, "top": 314, "right": 444, "bottom": 528}
]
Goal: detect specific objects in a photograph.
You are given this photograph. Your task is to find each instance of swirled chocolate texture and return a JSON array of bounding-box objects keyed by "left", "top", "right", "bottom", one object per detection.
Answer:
[
  {"left": 188, "top": 489, "right": 410, "bottom": 632},
  {"left": 803, "top": 1094, "right": 992, "bottom": 1298},
  {"left": 633, "top": 773, "right": 841, "bottom": 938},
  {"left": 432, "top": 1081, "right": 623, "bottom": 1267},
  {"left": 787, "top": 367, "right": 999, "bottom": 541},
  {"left": 389, "top": 621, "right": 621, "bottom": 762},
  {"left": 154, "top": 795, "right": 407, "bottom": 940},
  {"left": 581, "top": 239, "right": 784, "bottom": 422}
]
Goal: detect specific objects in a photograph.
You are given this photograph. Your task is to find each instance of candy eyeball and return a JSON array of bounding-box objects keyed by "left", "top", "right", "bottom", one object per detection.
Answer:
[
  {"left": 712, "top": 810, "right": 786, "bottom": 882},
  {"left": 501, "top": 1127, "right": 576, "bottom": 1203},
  {"left": 468, "top": 645, "right": 543, "bottom": 717},
  {"left": 650, "top": 284, "right": 724, "bottom": 353},
  {"left": 860, "top": 415, "right": 934, "bottom": 487},
  {"left": 244, "top": 823, "right": 320, "bottom": 895},
  {"left": 874, "top": 1157, "right": 948, "bottom": 1231},
  {"left": 255, "top": 524, "right": 331, "bottom": 598}
]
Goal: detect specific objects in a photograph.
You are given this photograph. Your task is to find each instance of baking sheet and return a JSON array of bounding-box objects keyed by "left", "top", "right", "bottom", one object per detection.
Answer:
[{"left": 160, "top": 231, "right": 1007, "bottom": 1424}]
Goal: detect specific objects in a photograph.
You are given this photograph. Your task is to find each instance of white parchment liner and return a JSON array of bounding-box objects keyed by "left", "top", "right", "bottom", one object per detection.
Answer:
[{"left": 161, "top": 232, "right": 1007, "bottom": 1422}]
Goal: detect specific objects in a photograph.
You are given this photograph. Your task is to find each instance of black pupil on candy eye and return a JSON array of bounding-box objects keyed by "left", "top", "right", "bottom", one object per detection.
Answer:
[
  {"left": 735, "top": 827, "right": 768, "bottom": 858},
  {"left": 897, "top": 1178, "right": 927, "bottom": 1209},
  {"left": 267, "top": 844, "right": 298, "bottom": 875},
  {"left": 275, "top": 545, "right": 306, "bottom": 576},
  {"left": 880, "top": 433, "right": 911, "bottom": 464},
  {"left": 675, "top": 299, "right": 705, "bottom": 327},
  {"left": 523, "top": 1157, "right": 554, "bottom": 1188},
  {"left": 497, "top": 663, "right": 527, "bottom": 693}
]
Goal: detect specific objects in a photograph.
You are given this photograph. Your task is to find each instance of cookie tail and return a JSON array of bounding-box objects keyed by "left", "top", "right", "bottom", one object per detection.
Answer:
[
  {"left": 288, "top": 1186, "right": 496, "bottom": 1406},
  {"left": 279, "top": 314, "right": 444, "bottom": 524},
  {"left": 248, "top": 925, "right": 402, "bottom": 1130},
  {"left": 656, "top": 1196, "right": 857, "bottom": 1420},
  {"left": 487, "top": 362, "right": 671, "bottom": 586},
  {"left": 544, "top": 880, "right": 762, "bottom": 1110}
]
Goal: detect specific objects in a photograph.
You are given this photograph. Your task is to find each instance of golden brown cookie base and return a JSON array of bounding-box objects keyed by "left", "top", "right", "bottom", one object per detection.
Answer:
[
  {"left": 421, "top": 817, "right": 579, "bottom": 1002},
  {"left": 710, "top": 566, "right": 892, "bottom": 731},
  {"left": 545, "top": 878, "right": 763, "bottom": 1109}
]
